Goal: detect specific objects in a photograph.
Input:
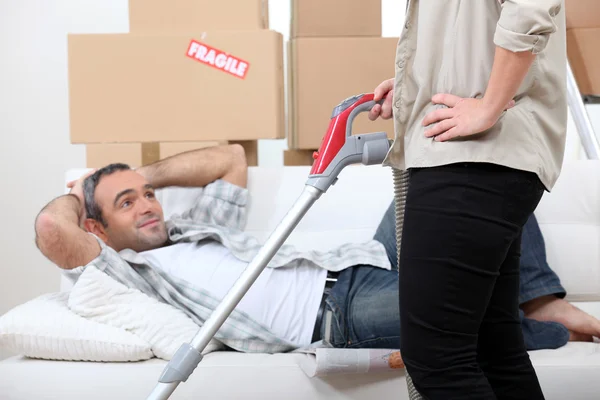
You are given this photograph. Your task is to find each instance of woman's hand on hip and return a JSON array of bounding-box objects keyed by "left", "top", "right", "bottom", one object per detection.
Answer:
[{"left": 423, "top": 94, "right": 515, "bottom": 142}]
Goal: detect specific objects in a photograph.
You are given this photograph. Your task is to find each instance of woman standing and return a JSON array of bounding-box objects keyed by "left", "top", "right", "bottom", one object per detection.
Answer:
[{"left": 368, "top": 1, "right": 567, "bottom": 398}]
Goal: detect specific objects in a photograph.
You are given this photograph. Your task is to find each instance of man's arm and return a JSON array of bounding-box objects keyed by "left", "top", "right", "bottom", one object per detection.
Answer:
[
  {"left": 137, "top": 144, "right": 248, "bottom": 189},
  {"left": 35, "top": 194, "right": 101, "bottom": 270}
]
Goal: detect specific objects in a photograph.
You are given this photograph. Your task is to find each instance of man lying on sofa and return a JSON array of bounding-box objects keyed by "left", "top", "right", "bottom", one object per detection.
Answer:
[{"left": 35, "top": 144, "right": 600, "bottom": 361}]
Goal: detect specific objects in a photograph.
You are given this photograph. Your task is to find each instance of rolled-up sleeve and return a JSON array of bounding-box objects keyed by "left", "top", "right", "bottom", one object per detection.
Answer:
[{"left": 494, "top": 0, "right": 562, "bottom": 54}]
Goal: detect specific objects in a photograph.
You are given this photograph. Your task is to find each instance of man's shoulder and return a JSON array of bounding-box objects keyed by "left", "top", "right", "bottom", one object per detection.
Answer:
[
  {"left": 161, "top": 179, "right": 249, "bottom": 232},
  {"left": 201, "top": 179, "right": 249, "bottom": 204}
]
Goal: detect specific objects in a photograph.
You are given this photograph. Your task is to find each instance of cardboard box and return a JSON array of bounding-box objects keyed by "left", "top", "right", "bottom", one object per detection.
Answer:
[
  {"left": 288, "top": 37, "right": 397, "bottom": 149},
  {"left": 129, "top": 0, "right": 269, "bottom": 33},
  {"left": 159, "top": 141, "right": 226, "bottom": 158},
  {"left": 567, "top": 28, "right": 600, "bottom": 95},
  {"left": 68, "top": 30, "right": 285, "bottom": 144},
  {"left": 291, "top": 0, "right": 381, "bottom": 38},
  {"left": 229, "top": 140, "right": 258, "bottom": 166},
  {"left": 86, "top": 143, "right": 160, "bottom": 168},
  {"left": 86, "top": 141, "right": 257, "bottom": 168},
  {"left": 566, "top": 0, "right": 600, "bottom": 29},
  {"left": 283, "top": 149, "right": 315, "bottom": 166}
]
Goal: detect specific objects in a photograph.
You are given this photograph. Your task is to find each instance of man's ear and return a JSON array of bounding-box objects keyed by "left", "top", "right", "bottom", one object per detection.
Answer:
[{"left": 83, "top": 219, "right": 108, "bottom": 242}]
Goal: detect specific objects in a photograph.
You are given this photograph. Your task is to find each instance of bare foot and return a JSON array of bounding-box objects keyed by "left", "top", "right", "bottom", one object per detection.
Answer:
[
  {"left": 569, "top": 330, "right": 593, "bottom": 343},
  {"left": 523, "top": 295, "right": 600, "bottom": 340},
  {"left": 388, "top": 351, "right": 405, "bottom": 369}
]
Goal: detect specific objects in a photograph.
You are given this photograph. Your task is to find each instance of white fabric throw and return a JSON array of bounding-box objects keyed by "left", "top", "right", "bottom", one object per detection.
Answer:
[{"left": 68, "top": 265, "right": 222, "bottom": 360}]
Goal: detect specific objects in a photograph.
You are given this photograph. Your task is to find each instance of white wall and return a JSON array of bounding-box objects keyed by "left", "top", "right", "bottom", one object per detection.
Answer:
[{"left": 0, "top": 0, "right": 591, "bottom": 361}]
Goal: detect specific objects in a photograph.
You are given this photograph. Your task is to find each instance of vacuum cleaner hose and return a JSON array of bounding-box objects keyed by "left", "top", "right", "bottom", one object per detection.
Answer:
[{"left": 392, "top": 167, "right": 424, "bottom": 400}]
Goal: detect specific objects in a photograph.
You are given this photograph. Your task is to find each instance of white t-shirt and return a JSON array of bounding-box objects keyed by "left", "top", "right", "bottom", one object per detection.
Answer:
[{"left": 140, "top": 241, "right": 328, "bottom": 347}]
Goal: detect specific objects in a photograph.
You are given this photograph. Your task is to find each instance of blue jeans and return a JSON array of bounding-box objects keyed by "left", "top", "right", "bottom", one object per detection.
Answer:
[{"left": 322, "top": 200, "right": 569, "bottom": 351}]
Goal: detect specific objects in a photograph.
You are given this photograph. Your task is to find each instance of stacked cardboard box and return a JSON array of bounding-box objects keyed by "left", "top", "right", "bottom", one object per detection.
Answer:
[
  {"left": 285, "top": 0, "right": 398, "bottom": 165},
  {"left": 86, "top": 140, "right": 258, "bottom": 168},
  {"left": 566, "top": 0, "right": 600, "bottom": 95},
  {"left": 67, "top": 0, "right": 281, "bottom": 167}
]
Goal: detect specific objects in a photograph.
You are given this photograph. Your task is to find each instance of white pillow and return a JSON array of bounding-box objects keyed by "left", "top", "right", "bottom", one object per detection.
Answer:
[
  {"left": 0, "top": 292, "right": 153, "bottom": 362},
  {"left": 68, "top": 265, "right": 223, "bottom": 360}
]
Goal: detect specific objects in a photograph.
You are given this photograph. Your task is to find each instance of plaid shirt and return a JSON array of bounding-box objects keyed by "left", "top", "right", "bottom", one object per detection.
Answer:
[{"left": 63, "top": 179, "right": 391, "bottom": 353}]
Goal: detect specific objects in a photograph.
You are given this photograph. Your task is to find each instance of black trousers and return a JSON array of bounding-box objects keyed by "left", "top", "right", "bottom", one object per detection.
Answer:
[{"left": 399, "top": 163, "right": 546, "bottom": 399}]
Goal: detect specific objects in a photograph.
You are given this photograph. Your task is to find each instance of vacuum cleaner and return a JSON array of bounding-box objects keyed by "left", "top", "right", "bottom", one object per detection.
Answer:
[{"left": 145, "top": 93, "right": 419, "bottom": 399}]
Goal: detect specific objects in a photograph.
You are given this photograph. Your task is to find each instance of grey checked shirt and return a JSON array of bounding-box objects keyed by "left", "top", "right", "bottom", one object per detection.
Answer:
[{"left": 63, "top": 179, "right": 391, "bottom": 353}]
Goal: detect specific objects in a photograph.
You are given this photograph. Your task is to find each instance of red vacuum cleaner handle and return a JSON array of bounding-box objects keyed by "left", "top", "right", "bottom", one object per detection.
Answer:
[{"left": 309, "top": 93, "right": 382, "bottom": 176}]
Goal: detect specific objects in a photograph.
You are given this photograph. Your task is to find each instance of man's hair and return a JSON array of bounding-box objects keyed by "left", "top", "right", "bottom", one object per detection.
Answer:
[{"left": 83, "top": 163, "right": 132, "bottom": 227}]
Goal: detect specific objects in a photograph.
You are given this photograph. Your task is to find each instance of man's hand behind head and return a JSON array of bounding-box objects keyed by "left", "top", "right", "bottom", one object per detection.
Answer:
[
  {"left": 35, "top": 168, "right": 102, "bottom": 270},
  {"left": 67, "top": 169, "right": 96, "bottom": 227}
]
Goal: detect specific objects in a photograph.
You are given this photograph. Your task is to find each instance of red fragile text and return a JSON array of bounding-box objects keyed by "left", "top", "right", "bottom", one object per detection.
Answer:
[{"left": 186, "top": 40, "right": 249, "bottom": 79}]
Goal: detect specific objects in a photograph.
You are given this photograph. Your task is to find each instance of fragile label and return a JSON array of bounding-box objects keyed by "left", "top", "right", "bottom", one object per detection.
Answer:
[{"left": 186, "top": 40, "right": 249, "bottom": 79}]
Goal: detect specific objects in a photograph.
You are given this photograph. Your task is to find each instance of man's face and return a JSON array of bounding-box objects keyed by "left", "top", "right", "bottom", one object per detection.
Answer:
[{"left": 90, "top": 170, "right": 168, "bottom": 252}]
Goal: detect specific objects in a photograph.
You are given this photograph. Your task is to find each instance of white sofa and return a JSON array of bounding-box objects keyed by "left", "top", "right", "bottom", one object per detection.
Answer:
[{"left": 1, "top": 162, "right": 599, "bottom": 400}]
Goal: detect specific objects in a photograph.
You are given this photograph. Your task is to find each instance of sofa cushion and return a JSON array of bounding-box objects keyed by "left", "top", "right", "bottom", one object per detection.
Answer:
[{"left": 0, "top": 292, "right": 153, "bottom": 362}]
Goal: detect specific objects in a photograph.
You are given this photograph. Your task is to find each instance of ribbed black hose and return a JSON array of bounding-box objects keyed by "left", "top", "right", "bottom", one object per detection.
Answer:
[{"left": 392, "top": 167, "right": 424, "bottom": 400}]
